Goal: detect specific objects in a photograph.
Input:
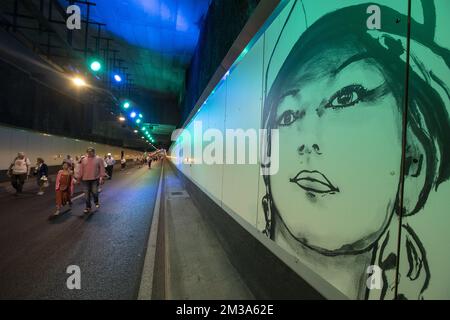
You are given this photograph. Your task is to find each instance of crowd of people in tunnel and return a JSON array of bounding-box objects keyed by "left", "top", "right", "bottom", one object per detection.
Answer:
[{"left": 6, "top": 147, "right": 163, "bottom": 218}]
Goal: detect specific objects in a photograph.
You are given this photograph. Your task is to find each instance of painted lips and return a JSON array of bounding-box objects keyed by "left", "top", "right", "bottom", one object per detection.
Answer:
[{"left": 290, "top": 170, "right": 340, "bottom": 195}]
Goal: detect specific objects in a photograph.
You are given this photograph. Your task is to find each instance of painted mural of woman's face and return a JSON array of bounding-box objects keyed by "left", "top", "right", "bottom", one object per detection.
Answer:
[{"left": 269, "top": 38, "right": 403, "bottom": 252}]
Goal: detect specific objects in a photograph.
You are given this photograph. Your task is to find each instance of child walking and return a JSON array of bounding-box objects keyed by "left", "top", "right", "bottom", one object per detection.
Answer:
[
  {"left": 53, "top": 161, "right": 74, "bottom": 217},
  {"left": 34, "top": 158, "right": 48, "bottom": 195}
]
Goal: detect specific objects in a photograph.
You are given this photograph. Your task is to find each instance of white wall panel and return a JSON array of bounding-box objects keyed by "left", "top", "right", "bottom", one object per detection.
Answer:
[
  {"left": 221, "top": 35, "right": 264, "bottom": 227},
  {"left": 0, "top": 126, "right": 12, "bottom": 168},
  {"left": 201, "top": 80, "right": 227, "bottom": 202},
  {"left": 0, "top": 125, "right": 144, "bottom": 170}
]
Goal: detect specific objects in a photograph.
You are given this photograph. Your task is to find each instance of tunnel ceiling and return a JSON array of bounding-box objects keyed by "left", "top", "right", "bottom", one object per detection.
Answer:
[
  {"left": 70, "top": 0, "right": 212, "bottom": 94},
  {"left": 0, "top": 0, "right": 213, "bottom": 149}
]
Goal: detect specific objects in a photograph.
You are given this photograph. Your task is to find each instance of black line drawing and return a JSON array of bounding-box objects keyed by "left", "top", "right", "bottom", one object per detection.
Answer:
[{"left": 261, "top": 0, "right": 450, "bottom": 299}]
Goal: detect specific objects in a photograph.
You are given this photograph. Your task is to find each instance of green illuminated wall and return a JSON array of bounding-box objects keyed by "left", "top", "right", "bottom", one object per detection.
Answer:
[{"left": 170, "top": 0, "right": 450, "bottom": 299}]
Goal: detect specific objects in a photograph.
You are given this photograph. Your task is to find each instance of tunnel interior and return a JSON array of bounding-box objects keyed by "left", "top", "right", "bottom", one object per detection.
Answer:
[{"left": 1, "top": 0, "right": 450, "bottom": 302}]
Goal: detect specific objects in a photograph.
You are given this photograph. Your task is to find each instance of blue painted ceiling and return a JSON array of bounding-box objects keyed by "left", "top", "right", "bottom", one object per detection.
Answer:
[
  {"left": 62, "top": 0, "right": 211, "bottom": 94},
  {"left": 88, "top": 0, "right": 210, "bottom": 55}
]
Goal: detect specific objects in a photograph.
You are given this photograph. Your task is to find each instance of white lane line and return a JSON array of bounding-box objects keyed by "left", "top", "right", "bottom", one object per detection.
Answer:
[
  {"left": 71, "top": 193, "right": 85, "bottom": 202},
  {"left": 138, "top": 163, "right": 164, "bottom": 300}
]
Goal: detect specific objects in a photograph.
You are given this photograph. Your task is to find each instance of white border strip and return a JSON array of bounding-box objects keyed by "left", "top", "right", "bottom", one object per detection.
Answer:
[{"left": 138, "top": 164, "right": 164, "bottom": 300}]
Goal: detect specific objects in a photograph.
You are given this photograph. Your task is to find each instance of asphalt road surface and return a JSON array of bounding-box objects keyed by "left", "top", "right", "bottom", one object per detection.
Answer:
[{"left": 0, "top": 161, "right": 161, "bottom": 299}]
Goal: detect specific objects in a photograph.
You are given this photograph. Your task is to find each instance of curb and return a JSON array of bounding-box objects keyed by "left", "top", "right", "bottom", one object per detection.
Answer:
[{"left": 138, "top": 163, "right": 164, "bottom": 300}]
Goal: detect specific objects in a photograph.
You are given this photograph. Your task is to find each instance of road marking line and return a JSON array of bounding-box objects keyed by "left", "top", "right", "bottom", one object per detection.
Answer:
[
  {"left": 71, "top": 193, "right": 85, "bottom": 201},
  {"left": 138, "top": 163, "right": 164, "bottom": 300}
]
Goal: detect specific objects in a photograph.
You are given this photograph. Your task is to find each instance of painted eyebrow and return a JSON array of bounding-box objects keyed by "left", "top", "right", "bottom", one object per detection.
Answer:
[
  {"left": 333, "top": 52, "right": 372, "bottom": 75},
  {"left": 277, "top": 89, "right": 300, "bottom": 103}
]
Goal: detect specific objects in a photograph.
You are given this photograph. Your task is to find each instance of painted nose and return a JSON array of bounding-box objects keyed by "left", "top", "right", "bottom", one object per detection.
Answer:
[{"left": 298, "top": 144, "right": 321, "bottom": 155}]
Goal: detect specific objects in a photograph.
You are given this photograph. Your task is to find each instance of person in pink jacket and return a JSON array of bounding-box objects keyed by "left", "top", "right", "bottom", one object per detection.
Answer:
[
  {"left": 53, "top": 160, "right": 74, "bottom": 217},
  {"left": 76, "top": 147, "right": 105, "bottom": 214}
]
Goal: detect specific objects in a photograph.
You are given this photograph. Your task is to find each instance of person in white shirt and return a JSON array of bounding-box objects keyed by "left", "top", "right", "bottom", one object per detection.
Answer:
[
  {"left": 73, "top": 155, "right": 82, "bottom": 183},
  {"left": 105, "top": 153, "right": 116, "bottom": 179},
  {"left": 8, "top": 152, "right": 31, "bottom": 195}
]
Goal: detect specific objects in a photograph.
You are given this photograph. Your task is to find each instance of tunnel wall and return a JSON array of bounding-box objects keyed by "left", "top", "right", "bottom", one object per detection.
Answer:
[
  {"left": 181, "top": 0, "right": 261, "bottom": 123},
  {"left": 0, "top": 124, "right": 142, "bottom": 176},
  {"left": 169, "top": 0, "right": 450, "bottom": 300},
  {"left": 168, "top": 160, "right": 330, "bottom": 299}
]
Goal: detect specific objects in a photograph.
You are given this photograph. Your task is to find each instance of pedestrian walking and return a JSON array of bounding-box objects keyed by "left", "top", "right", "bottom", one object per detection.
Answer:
[
  {"left": 105, "top": 153, "right": 115, "bottom": 179},
  {"left": 73, "top": 155, "right": 82, "bottom": 182},
  {"left": 147, "top": 155, "right": 152, "bottom": 169},
  {"left": 65, "top": 155, "right": 75, "bottom": 172},
  {"left": 76, "top": 147, "right": 105, "bottom": 214},
  {"left": 120, "top": 157, "right": 126, "bottom": 170},
  {"left": 53, "top": 160, "right": 74, "bottom": 217},
  {"left": 34, "top": 158, "right": 49, "bottom": 195},
  {"left": 7, "top": 152, "right": 31, "bottom": 195}
]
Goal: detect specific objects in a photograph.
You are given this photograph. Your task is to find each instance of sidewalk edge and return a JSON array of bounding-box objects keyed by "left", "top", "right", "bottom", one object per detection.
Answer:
[{"left": 137, "top": 163, "right": 164, "bottom": 300}]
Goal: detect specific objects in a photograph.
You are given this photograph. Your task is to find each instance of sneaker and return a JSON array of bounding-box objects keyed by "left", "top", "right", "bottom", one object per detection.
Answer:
[
  {"left": 53, "top": 210, "right": 60, "bottom": 216},
  {"left": 37, "top": 191, "right": 44, "bottom": 196},
  {"left": 95, "top": 203, "right": 100, "bottom": 209},
  {"left": 84, "top": 208, "right": 91, "bottom": 214}
]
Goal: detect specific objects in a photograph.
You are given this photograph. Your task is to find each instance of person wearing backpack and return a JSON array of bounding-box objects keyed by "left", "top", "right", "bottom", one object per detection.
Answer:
[{"left": 34, "top": 157, "right": 49, "bottom": 196}]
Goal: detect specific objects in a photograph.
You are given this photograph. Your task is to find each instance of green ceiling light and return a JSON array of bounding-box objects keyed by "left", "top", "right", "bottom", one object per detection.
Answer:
[
  {"left": 136, "top": 118, "right": 141, "bottom": 124},
  {"left": 90, "top": 60, "right": 102, "bottom": 72},
  {"left": 123, "top": 102, "right": 130, "bottom": 109},
  {"left": 139, "top": 113, "right": 143, "bottom": 119}
]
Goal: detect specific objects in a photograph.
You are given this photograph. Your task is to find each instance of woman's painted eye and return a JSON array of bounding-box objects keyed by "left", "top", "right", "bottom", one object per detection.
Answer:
[
  {"left": 277, "top": 110, "right": 299, "bottom": 126},
  {"left": 326, "top": 85, "right": 368, "bottom": 109}
]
